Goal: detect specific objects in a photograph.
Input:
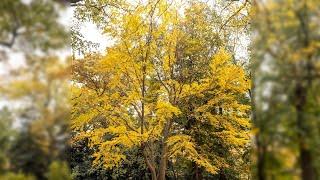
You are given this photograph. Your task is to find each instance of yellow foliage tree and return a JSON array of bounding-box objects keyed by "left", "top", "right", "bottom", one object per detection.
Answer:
[{"left": 71, "top": 0, "right": 250, "bottom": 179}]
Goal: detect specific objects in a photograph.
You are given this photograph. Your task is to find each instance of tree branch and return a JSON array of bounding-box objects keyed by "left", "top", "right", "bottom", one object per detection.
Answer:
[
  {"left": 0, "top": 25, "right": 19, "bottom": 48},
  {"left": 219, "top": 0, "right": 249, "bottom": 33}
]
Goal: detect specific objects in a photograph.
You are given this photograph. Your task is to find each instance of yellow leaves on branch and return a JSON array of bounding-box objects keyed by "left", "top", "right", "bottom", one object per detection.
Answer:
[
  {"left": 156, "top": 101, "right": 181, "bottom": 120},
  {"left": 167, "top": 134, "right": 218, "bottom": 174},
  {"left": 209, "top": 49, "right": 250, "bottom": 93},
  {"left": 180, "top": 49, "right": 250, "bottom": 99},
  {"left": 151, "top": 101, "right": 181, "bottom": 135},
  {"left": 71, "top": 0, "right": 251, "bottom": 176},
  {"left": 71, "top": 110, "right": 99, "bottom": 130},
  {"left": 71, "top": 49, "right": 250, "bottom": 174},
  {"left": 77, "top": 125, "right": 152, "bottom": 169},
  {"left": 178, "top": 49, "right": 251, "bottom": 151}
]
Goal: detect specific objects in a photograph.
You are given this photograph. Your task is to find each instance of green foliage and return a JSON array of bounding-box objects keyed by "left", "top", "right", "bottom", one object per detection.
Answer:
[
  {"left": 9, "top": 129, "right": 49, "bottom": 180},
  {"left": 0, "top": 172, "right": 35, "bottom": 180},
  {"left": 0, "top": 0, "right": 68, "bottom": 51},
  {"left": 68, "top": 139, "right": 149, "bottom": 180},
  {"left": 0, "top": 0, "right": 70, "bottom": 179},
  {"left": 252, "top": 0, "right": 320, "bottom": 179},
  {"left": 0, "top": 107, "right": 15, "bottom": 173},
  {"left": 47, "top": 161, "right": 73, "bottom": 180}
]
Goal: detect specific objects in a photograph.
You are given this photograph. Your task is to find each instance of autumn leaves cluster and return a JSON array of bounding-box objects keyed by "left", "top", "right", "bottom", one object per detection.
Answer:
[{"left": 71, "top": 1, "right": 251, "bottom": 179}]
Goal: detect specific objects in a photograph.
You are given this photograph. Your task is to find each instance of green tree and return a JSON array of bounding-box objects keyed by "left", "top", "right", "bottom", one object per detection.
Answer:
[
  {"left": 9, "top": 129, "right": 49, "bottom": 179},
  {"left": 252, "top": 0, "right": 320, "bottom": 179},
  {"left": 0, "top": 0, "right": 71, "bottom": 178},
  {"left": 2, "top": 56, "right": 71, "bottom": 179},
  {"left": 0, "top": 0, "right": 67, "bottom": 51}
]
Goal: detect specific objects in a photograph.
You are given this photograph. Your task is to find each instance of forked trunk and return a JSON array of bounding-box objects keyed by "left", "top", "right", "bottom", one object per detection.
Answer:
[{"left": 143, "top": 150, "right": 157, "bottom": 180}]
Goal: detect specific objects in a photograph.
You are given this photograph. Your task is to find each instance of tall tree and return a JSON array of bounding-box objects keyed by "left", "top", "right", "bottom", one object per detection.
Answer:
[{"left": 71, "top": 1, "right": 250, "bottom": 179}]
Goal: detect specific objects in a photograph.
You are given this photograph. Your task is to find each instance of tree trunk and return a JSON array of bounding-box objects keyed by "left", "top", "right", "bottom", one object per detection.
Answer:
[
  {"left": 256, "top": 134, "right": 266, "bottom": 180},
  {"left": 143, "top": 147, "right": 157, "bottom": 180},
  {"left": 218, "top": 170, "right": 227, "bottom": 180},
  {"left": 150, "top": 168, "right": 157, "bottom": 180},
  {"left": 193, "top": 162, "right": 203, "bottom": 180},
  {"left": 295, "top": 82, "right": 316, "bottom": 180},
  {"left": 158, "top": 143, "right": 168, "bottom": 180},
  {"left": 299, "top": 144, "right": 315, "bottom": 180},
  {"left": 158, "top": 119, "right": 172, "bottom": 180},
  {"left": 295, "top": 2, "right": 316, "bottom": 179},
  {"left": 249, "top": 76, "right": 267, "bottom": 180}
]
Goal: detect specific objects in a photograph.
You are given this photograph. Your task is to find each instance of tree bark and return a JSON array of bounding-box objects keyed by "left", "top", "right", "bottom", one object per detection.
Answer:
[
  {"left": 256, "top": 134, "right": 266, "bottom": 180},
  {"left": 299, "top": 144, "right": 315, "bottom": 180},
  {"left": 158, "top": 128, "right": 170, "bottom": 179},
  {"left": 218, "top": 170, "right": 227, "bottom": 180},
  {"left": 249, "top": 71, "right": 267, "bottom": 180},
  {"left": 158, "top": 143, "right": 168, "bottom": 180},
  {"left": 143, "top": 146, "right": 157, "bottom": 180},
  {"left": 295, "top": 82, "right": 316, "bottom": 180},
  {"left": 193, "top": 162, "right": 203, "bottom": 180},
  {"left": 158, "top": 119, "right": 172, "bottom": 180},
  {"left": 294, "top": 2, "right": 316, "bottom": 179}
]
